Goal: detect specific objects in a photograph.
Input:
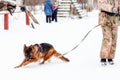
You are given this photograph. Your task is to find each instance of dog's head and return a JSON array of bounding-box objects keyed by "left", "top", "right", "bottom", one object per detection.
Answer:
[
  {"left": 23, "top": 44, "right": 40, "bottom": 60},
  {"left": 24, "top": 44, "right": 33, "bottom": 60}
]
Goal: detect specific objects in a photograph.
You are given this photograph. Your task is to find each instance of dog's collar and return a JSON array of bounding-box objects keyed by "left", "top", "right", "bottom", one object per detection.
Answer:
[
  {"left": 39, "top": 44, "right": 45, "bottom": 53},
  {"left": 37, "top": 44, "right": 43, "bottom": 56}
]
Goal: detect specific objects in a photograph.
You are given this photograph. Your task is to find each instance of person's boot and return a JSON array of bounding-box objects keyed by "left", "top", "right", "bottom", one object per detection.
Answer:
[
  {"left": 108, "top": 59, "right": 114, "bottom": 65},
  {"left": 101, "top": 58, "right": 107, "bottom": 66}
]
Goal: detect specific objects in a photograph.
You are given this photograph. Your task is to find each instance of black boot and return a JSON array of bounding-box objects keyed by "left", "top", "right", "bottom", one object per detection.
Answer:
[
  {"left": 108, "top": 59, "right": 114, "bottom": 65},
  {"left": 101, "top": 58, "right": 107, "bottom": 65}
]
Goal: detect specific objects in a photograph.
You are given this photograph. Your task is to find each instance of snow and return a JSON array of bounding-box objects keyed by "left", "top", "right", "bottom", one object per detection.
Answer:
[
  {"left": 0, "top": 9, "right": 120, "bottom": 80},
  {"left": 3, "top": 0, "right": 16, "bottom": 5}
]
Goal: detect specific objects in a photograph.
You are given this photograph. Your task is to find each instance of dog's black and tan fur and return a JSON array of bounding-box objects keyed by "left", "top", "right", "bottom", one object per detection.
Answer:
[{"left": 15, "top": 43, "right": 69, "bottom": 68}]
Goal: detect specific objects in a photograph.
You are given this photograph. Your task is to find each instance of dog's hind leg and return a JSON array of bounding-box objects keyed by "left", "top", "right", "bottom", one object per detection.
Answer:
[
  {"left": 41, "top": 48, "right": 54, "bottom": 64},
  {"left": 53, "top": 51, "right": 70, "bottom": 62}
]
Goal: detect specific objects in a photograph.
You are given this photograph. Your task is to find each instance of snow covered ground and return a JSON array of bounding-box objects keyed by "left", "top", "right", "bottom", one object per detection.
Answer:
[{"left": 0, "top": 9, "right": 120, "bottom": 80}]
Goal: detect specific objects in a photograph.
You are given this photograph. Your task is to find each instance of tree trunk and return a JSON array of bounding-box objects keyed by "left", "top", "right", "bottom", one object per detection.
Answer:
[
  {"left": 87, "top": 0, "right": 93, "bottom": 12},
  {"left": 93, "top": 0, "right": 98, "bottom": 9}
]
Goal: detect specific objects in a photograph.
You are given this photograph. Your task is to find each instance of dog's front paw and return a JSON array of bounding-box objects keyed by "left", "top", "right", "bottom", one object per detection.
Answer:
[{"left": 14, "top": 65, "right": 21, "bottom": 68}]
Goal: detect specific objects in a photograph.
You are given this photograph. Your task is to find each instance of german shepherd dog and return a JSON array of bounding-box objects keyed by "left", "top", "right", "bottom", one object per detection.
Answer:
[{"left": 15, "top": 43, "right": 70, "bottom": 68}]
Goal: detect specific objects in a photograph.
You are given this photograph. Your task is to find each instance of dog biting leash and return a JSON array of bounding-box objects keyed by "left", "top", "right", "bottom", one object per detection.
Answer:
[{"left": 62, "top": 24, "right": 100, "bottom": 56}]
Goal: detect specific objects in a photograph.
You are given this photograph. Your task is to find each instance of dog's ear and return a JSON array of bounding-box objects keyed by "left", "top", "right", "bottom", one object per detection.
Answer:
[{"left": 24, "top": 44, "right": 27, "bottom": 49}]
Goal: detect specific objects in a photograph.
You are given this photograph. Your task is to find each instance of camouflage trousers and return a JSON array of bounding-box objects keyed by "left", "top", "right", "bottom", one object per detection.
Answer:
[{"left": 99, "top": 12, "right": 119, "bottom": 59}]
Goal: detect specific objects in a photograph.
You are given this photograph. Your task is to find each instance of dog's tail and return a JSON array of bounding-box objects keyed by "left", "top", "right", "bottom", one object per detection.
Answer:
[{"left": 54, "top": 51, "right": 70, "bottom": 62}]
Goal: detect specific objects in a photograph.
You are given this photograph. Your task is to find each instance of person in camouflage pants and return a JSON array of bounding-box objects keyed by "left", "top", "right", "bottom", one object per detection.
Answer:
[{"left": 98, "top": 0, "right": 120, "bottom": 65}]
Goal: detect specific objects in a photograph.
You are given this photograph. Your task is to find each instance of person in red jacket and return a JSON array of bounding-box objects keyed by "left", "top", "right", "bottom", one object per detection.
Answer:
[{"left": 52, "top": 2, "right": 58, "bottom": 22}]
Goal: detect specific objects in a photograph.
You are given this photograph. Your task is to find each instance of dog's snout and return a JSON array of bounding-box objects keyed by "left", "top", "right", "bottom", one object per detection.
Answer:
[{"left": 25, "top": 53, "right": 31, "bottom": 59}]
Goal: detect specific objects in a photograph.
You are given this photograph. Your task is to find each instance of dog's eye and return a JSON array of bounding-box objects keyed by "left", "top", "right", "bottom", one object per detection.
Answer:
[{"left": 26, "top": 48, "right": 32, "bottom": 53}]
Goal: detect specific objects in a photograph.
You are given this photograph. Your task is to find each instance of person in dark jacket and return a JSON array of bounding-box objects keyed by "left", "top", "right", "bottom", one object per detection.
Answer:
[
  {"left": 44, "top": 0, "right": 53, "bottom": 23},
  {"left": 52, "top": 2, "right": 58, "bottom": 22}
]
